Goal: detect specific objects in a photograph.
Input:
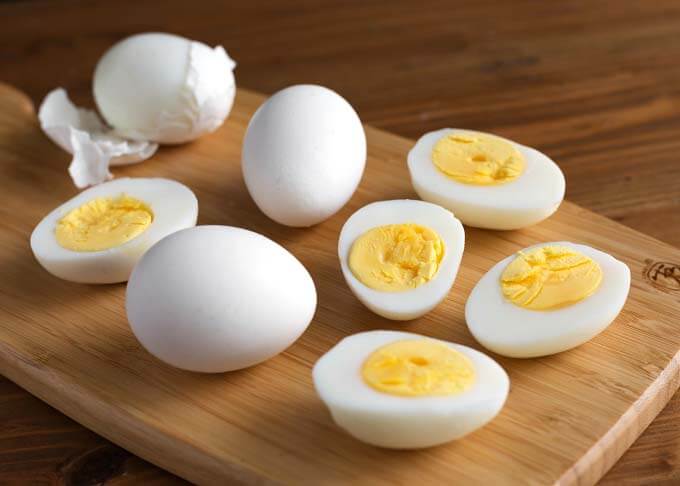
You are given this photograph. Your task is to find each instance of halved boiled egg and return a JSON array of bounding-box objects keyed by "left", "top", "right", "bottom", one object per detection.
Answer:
[
  {"left": 313, "top": 330, "right": 509, "bottom": 449},
  {"left": 338, "top": 200, "right": 465, "bottom": 320},
  {"left": 408, "top": 129, "right": 565, "bottom": 230},
  {"left": 466, "top": 242, "right": 630, "bottom": 358},
  {"left": 30, "top": 177, "right": 197, "bottom": 284}
]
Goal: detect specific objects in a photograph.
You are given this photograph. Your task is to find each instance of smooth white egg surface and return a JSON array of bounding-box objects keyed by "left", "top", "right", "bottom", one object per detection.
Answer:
[
  {"left": 408, "top": 128, "right": 565, "bottom": 230},
  {"left": 466, "top": 242, "right": 630, "bottom": 358},
  {"left": 338, "top": 200, "right": 465, "bottom": 320},
  {"left": 242, "top": 85, "right": 366, "bottom": 227},
  {"left": 126, "top": 226, "right": 317, "bottom": 373},
  {"left": 30, "top": 177, "right": 197, "bottom": 284},
  {"left": 94, "top": 32, "right": 236, "bottom": 144},
  {"left": 313, "top": 330, "right": 509, "bottom": 449}
]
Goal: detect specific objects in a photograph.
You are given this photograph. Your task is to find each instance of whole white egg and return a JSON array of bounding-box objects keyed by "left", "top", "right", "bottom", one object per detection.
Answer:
[
  {"left": 408, "top": 129, "right": 565, "bottom": 230},
  {"left": 242, "top": 85, "right": 366, "bottom": 227},
  {"left": 126, "top": 226, "right": 317, "bottom": 372},
  {"left": 94, "top": 32, "right": 236, "bottom": 144},
  {"left": 338, "top": 200, "right": 465, "bottom": 320},
  {"left": 30, "top": 177, "right": 197, "bottom": 284},
  {"left": 466, "top": 242, "right": 630, "bottom": 357},
  {"left": 313, "top": 330, "right": 509, "bottom": 449}
]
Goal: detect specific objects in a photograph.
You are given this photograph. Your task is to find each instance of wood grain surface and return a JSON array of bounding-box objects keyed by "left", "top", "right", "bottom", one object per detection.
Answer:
[
  {"left": 1, "top": 0, "right": 680, "bottom": 484},
  {"left": 2, "top": 82, "right": 680, "bottom": 485}
]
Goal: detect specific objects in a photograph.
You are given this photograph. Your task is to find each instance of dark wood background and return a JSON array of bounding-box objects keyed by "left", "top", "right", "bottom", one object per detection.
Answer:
[{"left": 2, "top": 0, "right": 680, "bottom": 484}]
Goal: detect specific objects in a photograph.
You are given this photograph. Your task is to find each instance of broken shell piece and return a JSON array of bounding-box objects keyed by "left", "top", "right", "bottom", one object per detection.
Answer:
[{"left": 38, "top": 88, "right": 158, "bottom": 188}]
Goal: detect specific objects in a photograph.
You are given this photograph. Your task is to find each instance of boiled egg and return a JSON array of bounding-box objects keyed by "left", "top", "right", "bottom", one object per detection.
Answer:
[
  {"left": 338, "top": 200, "right": 464, "bottom": 320},
  {"left": 94, "top": 32, "right": 236, "bottom": 144},
  {"left": 313, "top": 330, "right": 509, "bottom": 449},
  {"left": 408, "top": 129, "right": 565, "bottom": 230},
  {"left": 242, "top": 85, "right": 366, "bottom": 227},
  {"left": 466, "top": 242, "right": 630, "bottom": 358},
  {"left": 126, "top": 226, "right": 316, "bottom": 372},
  {"left": 30, "top": 178, "right": 197, "bottom": 284}
]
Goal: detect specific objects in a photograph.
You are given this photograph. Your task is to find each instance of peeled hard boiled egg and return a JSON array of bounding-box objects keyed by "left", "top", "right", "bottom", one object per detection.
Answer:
[
  {"left": 126, "top": 226, "right": 317, "bottom": 372},
  {"left": 313, "top": 330, "right": 509, "bottom": 449},
  {"left": 94, "top": 32, "right": 236, "bottom": 144},
  {"left": 338, "top": 200, "right": 464, "bottom": 320},
  {"left": 242, "top": 85, "right": 366, "bottom": 227},
  {"left": 466, "top": 242, "right": 630, "bottom": 358},
  {"left": 408, "top": 129, "right": 565, "bottom": 230},
  {"left": 30, "top": 177, "right": 197, "bottom": 284}
]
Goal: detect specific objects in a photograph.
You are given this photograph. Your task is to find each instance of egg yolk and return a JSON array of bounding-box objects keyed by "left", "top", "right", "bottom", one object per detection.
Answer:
[
  {"left": 431, "top": 132, "right": 525, "bottom": 185},
  {"left": 362, "top": 339, "right": 476, "bottom": 397},
  {"left": 55, "top": 194, "right": 153, "bottom": 252},
  {"left": 500, "top": 246, "right": 603, "bottom": 310},
  {"left": 348, "top": 223, "right": 445, "bottom": 292}
]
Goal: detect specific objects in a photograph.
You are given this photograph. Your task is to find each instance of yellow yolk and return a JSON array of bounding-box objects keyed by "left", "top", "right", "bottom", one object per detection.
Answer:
[
  {"left": 55, "top": 195, "right": 153, "bottom": 252},
  {"left": 432, "top": 132, "right": 525, "bottom": 185},
  {"left": 362, "top": 339, "right": 476, "bottom": 397},
  {"left": 500, "top": 246, "right": 603, "bottom": 310},
  {"left": 348, "top": 223, "right": 445, "bottom": 292}
]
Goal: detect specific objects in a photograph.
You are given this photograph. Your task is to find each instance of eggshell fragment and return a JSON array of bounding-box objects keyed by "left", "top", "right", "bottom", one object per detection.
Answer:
[{"left": 38, "top": 88, "right": 158, "bottom": 188}]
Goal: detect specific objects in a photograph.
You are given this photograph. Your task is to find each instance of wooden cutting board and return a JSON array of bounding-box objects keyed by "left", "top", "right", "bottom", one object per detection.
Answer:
[{"left": 1, "top": 82, "right": 680, "bottom": 486}]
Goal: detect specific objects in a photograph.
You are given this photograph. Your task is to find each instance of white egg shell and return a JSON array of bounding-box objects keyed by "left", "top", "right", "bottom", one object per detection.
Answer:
[
  {"left": 38, "top": 88, "right": 159, "bottom": 188},
  {"left": 466, "top": 242, "right": 631, "bottom": 358},
  {"left": 126, "top": 226, "right": 317, "bottom": 373},
  {"left": 338, "top": 200, "right": 465, "bottom": 320},
  {"left": 313, "top": 330, "right": 509, "bottom": 449},
  {"left": 30, "top": 177, "right": 197, "bottom": 284},
  {"left": 94, "top": 32, "right": 236, "bottom": 144},
  {"left": 408, "top": 128, "right": 565, "bottom": 230},
  {"left": 242, "top": 85, "right": 366, "bottom": 227}
]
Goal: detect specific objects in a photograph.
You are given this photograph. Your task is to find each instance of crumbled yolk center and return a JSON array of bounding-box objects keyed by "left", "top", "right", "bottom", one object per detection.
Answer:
[
  {"left": 432, "top": 132, "right": 525, "bottom": 185},
  {"left": 348, "top": 223, "right": 445, "bottom": 292},
  {"left": 55, "top": 194, "right": 153, "bottom": 252},
  {"left": 500, "top": 246, "right": 603, "bottom": 310},
  {"left": 362, "top": 339, "right": 476, "bottom": 397}
]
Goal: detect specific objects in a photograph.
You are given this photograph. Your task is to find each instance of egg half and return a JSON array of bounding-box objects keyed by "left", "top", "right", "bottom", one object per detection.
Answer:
[
  {"left": 126, "top": 225, "right": 317, "bottom": 372},
  {"left": 466, "top": 242, "right": 630, "bottom": 358},
  {"left": 338, "top": 200, "right": 464, "bottom": 320},
  {"left": 242, "top": 85, "right": 366, "bottom": 227},
  {"left": 408, "top": 129, "right": 565, "bottom": 230},
  {"left": 313, "top": 330, "right": 509, "bottom": 449},
  {"left": 30, "top": 177, "right": 197, "bottom": 283}
]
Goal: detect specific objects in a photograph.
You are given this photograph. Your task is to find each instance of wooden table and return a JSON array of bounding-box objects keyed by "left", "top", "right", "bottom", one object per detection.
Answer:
[{"left": 2, "top": 1, "right": 679, "bottom": 483}]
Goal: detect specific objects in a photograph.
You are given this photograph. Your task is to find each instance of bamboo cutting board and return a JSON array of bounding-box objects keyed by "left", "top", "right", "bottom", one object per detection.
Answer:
[{"left": 1, "top": 82, "right": 680, "bottom": 486}]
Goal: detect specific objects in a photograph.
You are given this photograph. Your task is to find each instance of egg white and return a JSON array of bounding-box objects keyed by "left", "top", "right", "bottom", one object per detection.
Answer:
[
  {"left": 30, "top": 177, "right": 198, "bottom": 284},
  {"left": 465, "top": 242, "right": 631, "bottom": 358},
  {"left": 407, "top": 128, "right": 565, "bottom": 230},
  {"left": 127, "top": 226, "right": 317, "bottom": 372},
  {"left": 338, "top": 200, "right": 465, "bottom": 320},
  {"left": 313, "top": 330, "right": 509, "bottom": 449},
  {"left": 242, "top": 85, "right": 366, "bottom": 227}
]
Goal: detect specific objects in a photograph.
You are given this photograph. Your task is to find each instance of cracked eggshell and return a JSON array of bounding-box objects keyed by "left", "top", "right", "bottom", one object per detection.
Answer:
[
  {"left": 38, "top": 88, "right": 158, "bottom": 188},
  {"left": 94, "top": 32, "right": 236, "bottom": 144}
]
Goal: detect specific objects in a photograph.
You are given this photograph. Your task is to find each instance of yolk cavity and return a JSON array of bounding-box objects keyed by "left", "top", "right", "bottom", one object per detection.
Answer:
[
  {"left": 362, "top": 339, "right": 476, "bottom": 397},
  {"left": 500, "top": 245, "right": 603, "bottom": 310},
  {"left": 432, "top": 132, "right": 525, "bottom": 185},
  {"left": 348, "top": 223, "right": 445, "bottom": 292},
  {"left": 55, "top": 194, "right": 153, "bottom": 252}
]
